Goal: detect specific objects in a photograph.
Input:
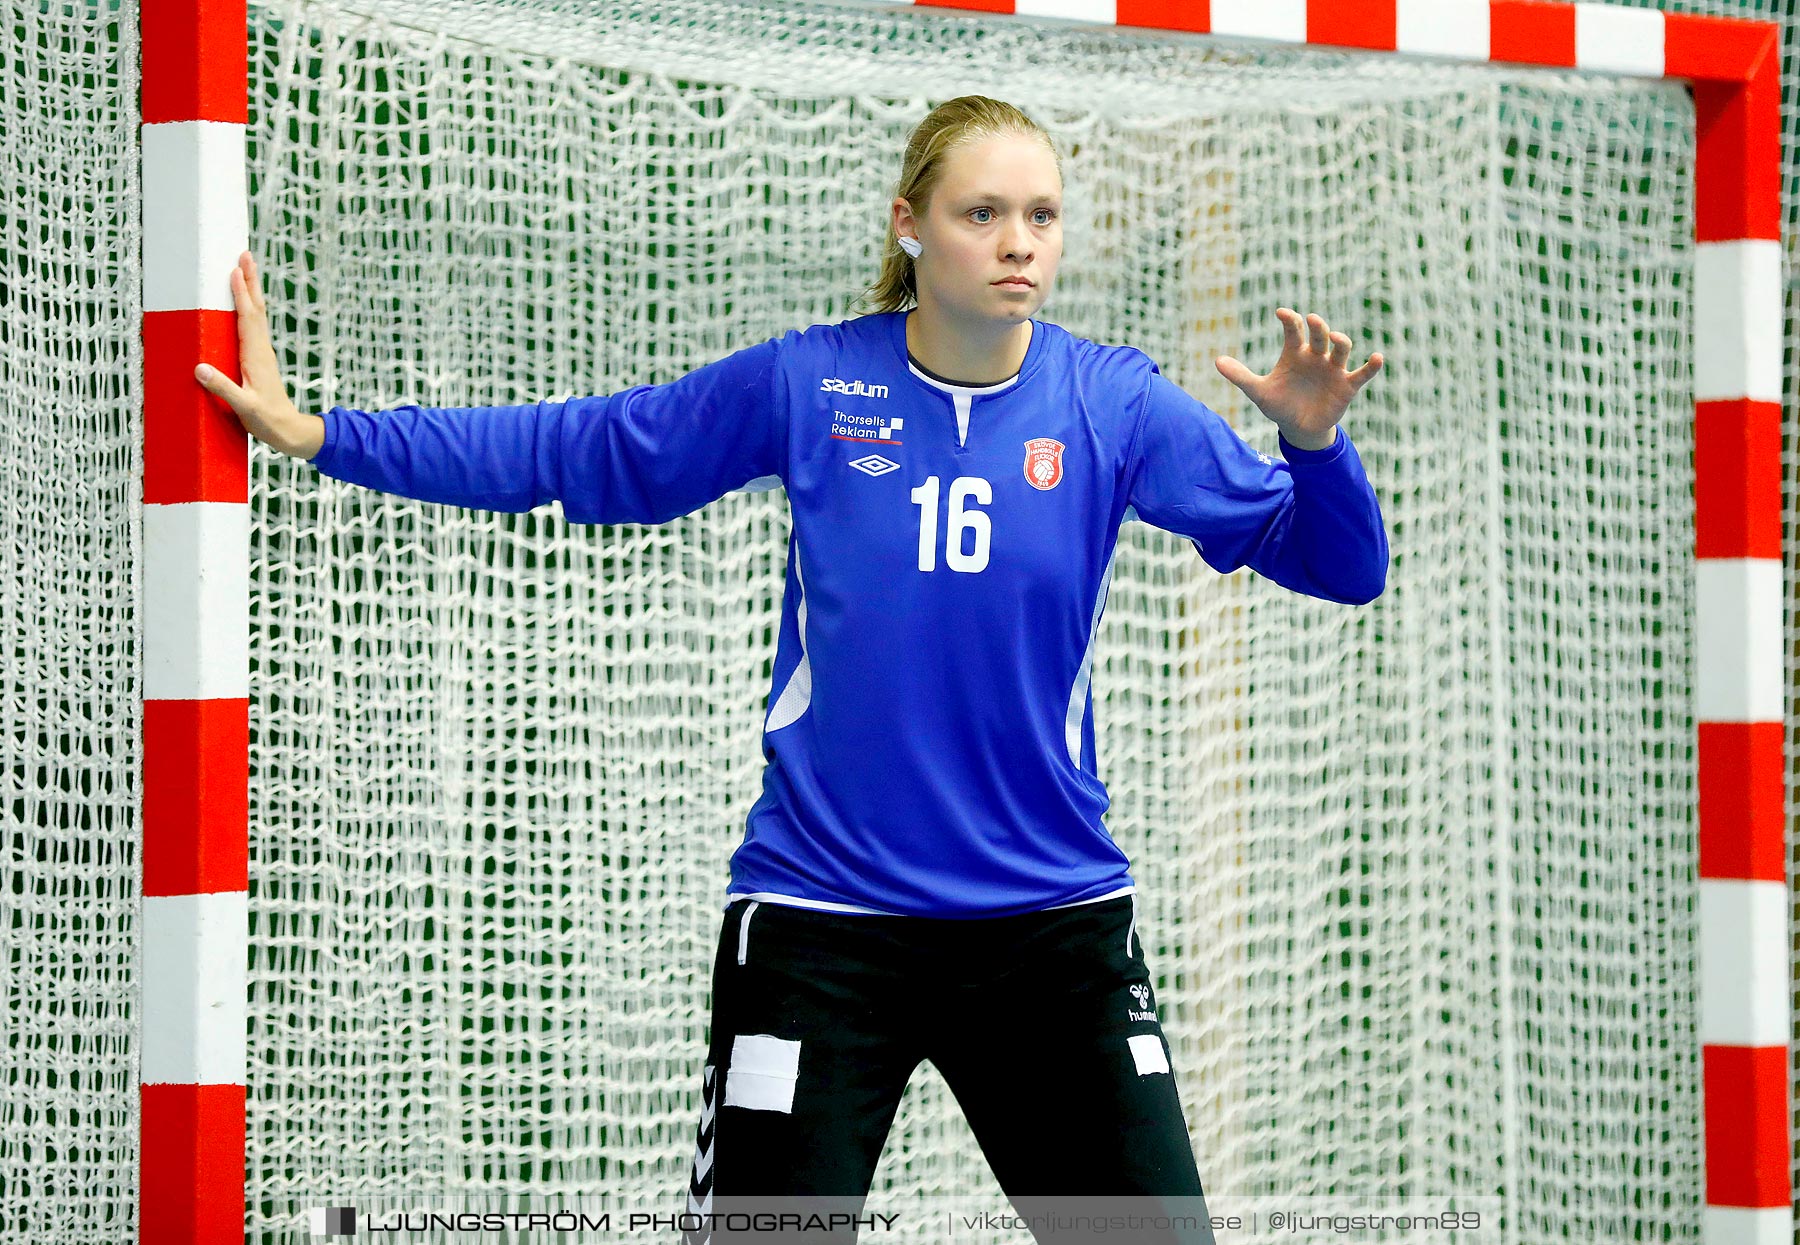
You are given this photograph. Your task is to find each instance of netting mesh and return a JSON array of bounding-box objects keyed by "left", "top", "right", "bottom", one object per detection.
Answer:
[
  {"left": 0, "top": 1, "right": 144, "bottom": 1239},
  {"left": 5, "top": 0, "right": 1792, "bottom": 1240},
  {"left": 241, "top": 7, "right": 1706, "bottom": 1232}
]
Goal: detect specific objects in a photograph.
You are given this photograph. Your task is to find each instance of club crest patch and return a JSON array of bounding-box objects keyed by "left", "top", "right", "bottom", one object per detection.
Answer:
[{"left": 1023, "top": 437, "right": 1065, "bottom": 491}]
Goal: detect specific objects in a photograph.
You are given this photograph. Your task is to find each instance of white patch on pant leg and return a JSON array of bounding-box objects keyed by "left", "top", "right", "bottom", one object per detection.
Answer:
[
  {"left": 1128, "top": 1033, "right": 1170, "bottom": 1076},
  {"left": 724, "top": 1033, "right": 802, "bottom": 1112}
]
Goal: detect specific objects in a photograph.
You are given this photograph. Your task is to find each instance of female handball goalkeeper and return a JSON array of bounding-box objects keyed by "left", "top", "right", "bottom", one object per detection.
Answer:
[{"left": 196, "top": 94, "right": 1387, "bottom": 1245}]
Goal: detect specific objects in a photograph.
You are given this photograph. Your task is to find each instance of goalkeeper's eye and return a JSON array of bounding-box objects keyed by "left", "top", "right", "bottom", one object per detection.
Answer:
[{"left": 969, "top": 207, "right": 1059, "bottom": 226}]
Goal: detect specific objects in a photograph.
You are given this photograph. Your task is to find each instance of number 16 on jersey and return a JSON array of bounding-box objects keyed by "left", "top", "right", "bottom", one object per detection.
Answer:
[{"left": 911, "top": 475, "right": 992, "bottom": 573}]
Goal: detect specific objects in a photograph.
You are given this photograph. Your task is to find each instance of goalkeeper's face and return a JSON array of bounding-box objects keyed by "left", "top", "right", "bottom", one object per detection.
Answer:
[{"left": 916, "top": 132, "right": 1061, "bottom": 326}]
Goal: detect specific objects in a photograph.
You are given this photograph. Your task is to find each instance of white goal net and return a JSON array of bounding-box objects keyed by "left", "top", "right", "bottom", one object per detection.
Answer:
[{"left": 3, "top": 0, "right": 1747, "bottom": 1240}]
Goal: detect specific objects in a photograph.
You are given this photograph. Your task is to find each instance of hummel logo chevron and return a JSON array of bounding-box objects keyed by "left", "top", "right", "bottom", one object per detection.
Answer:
[{"left": 684, "top": 1065, "right": 717, "bottom": 1245}]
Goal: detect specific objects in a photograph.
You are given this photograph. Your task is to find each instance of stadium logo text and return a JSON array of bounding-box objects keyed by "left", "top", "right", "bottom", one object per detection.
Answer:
[{"left": 820, "top": 376, "right": 889, "bottom": 399}]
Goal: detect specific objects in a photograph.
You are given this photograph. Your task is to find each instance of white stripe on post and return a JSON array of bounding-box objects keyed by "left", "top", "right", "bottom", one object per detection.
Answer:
[
  {"left": 1694, "top": 240, "right": 1783, "bottom": 403},
  {"left": 1016, "top": 0, "right": 1116, "bottom": 23},
  {"left": 1701, "top": 1206, "right": 1793, "bottom": 1245},
  {"left": 1573, "top": 3, "right": 1664, "bottom": 77},
  {"left": 1396, "top": 0, "right": 1489, "bottom": 62},
  {"left": 141, "top": 121, "right": 251, "bottom": 314},
  {"left": 1693, "top": 558, "right": 1784, "bottom": 723},
  {"left": 1209, "top": 0, "right": 1307, "bottom": 44},
  {"left": 1696, "top": 879, "right": 1790, "bottom": 1046},
  {"left": 141, "top": 891, "right": 250, "bottom": 1085},
  {"left": 143, "top": 502, "right": 251, "bottom": 702}
]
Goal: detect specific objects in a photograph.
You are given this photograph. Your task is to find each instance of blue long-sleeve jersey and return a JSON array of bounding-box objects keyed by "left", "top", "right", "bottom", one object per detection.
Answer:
[{"left": 309, "top": 310, "right": 1389, "bottom": 918}]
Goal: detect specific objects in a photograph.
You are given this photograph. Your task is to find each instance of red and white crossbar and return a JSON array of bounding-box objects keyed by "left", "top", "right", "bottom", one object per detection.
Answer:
[
  {"left": 138, "top": 0, "right": 1785, "bottom": 1239},
  {"left": 860, "top": 1, "right": 1789, "bottom": 1240}
]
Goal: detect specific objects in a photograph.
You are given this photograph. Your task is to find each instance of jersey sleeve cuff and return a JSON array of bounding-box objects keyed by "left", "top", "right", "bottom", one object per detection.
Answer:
[
  {"left": 1278, "top": 428, "right": 1349, "bottom": 465},
  {"left": 307, "top": 409, "right": 336, "bottom": 469}
]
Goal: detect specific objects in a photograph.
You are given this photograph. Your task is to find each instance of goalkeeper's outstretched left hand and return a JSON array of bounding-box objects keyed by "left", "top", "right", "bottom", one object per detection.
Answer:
[
  {"left": 194, "top": 250, "right": 325, "bottom": 460},
  {"left": 1214, "top": 308, "right": 1384, "bottom": 451}
]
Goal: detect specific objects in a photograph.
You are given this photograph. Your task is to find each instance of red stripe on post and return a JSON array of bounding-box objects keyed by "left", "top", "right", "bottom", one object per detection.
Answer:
[
  {"left": 1664, "top": 11, "right": 1777, "bottom": 84},
  {"left": 139, "top": 0, "right": 250, "bottom": 125},
  {"left": 142, "top": 698, "right": 251, "bottom": 896},
  {"left": 1697, "top": 722, "right": 1787, "bottom": 883},
  {"left": 145, "top": 310, "right": 251, "bottom": 505},
  {"left": 1694, "top": 399, "right": 1781, "bottom": 560},
  {"left": 1308, "top": 0, "right": 1395, "bottom": 51},
  {"left": 1701, "top": 1044, "right": 1793, "bottom": 1207},
  {"left": 1692, "top": 66, "right": 1781, "bottom": 243},
  {"left": 1489, "top": 0, "right": 1575, "bottom": 67},
  {"left": 1118, "top": 0, "right": 1210, "bottom": 35},
  {"left": 139, "top": 1082, "right": 248, "bottom": 1245}
]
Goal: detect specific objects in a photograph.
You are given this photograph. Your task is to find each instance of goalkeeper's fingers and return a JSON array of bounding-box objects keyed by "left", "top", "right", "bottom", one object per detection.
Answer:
[
  {"left": 195, "top": 359, "right": 318, "bottom": 458},
  {"left": 194, "top": 359, "right": 253, "bottom": 417}
]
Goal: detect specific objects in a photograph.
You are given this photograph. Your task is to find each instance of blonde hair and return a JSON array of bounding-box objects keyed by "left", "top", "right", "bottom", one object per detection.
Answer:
[{"left": 853, "top": 96, "right": 1061, "bottom": 316}]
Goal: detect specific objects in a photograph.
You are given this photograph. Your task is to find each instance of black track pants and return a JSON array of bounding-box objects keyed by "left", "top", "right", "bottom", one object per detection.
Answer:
[{"left": 681, "top": 895, "right": 1214, "bottom": 1245}]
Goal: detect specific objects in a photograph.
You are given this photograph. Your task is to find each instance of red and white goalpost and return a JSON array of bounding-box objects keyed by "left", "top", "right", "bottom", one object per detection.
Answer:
[
  {"left": 139, "top": 0, "right": 253, "bottom": 1240},
  {"left": 135, "top": 0, "right": 1786, "bottom": 1240}
]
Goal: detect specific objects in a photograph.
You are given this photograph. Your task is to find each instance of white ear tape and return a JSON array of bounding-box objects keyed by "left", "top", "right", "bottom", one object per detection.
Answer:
[{"left": 898, "top": 235, "right": 922, "bottom": 258}]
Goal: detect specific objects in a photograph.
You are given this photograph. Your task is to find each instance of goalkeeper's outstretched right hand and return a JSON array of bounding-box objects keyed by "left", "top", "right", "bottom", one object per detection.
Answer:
[{"left": 194, "top": 250, "right": 325, "bottom": 460}]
